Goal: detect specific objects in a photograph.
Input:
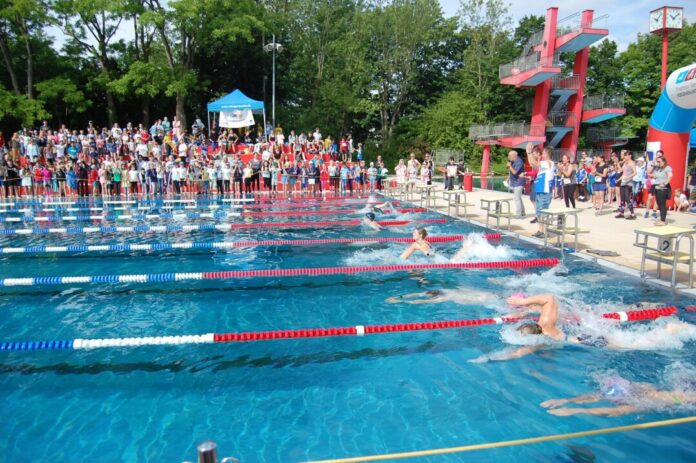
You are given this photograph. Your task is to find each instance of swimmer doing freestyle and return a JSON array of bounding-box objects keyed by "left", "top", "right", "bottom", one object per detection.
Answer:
[
  {"left": 471, "top": 294, "right": 696, "bottom": 362},
  {"left": 540, "top": 374, "right": 696, "bottom": 417},
  {"left": 363, "top": 212, "right": 383, "bottom": 231}
]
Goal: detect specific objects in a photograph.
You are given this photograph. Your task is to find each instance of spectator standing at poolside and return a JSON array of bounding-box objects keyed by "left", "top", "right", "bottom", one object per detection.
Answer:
[
  {"left": 649, "top": 156, "right": 673, "bottom": 226},
  {"left": 527, "top": 144, "right": 554, "bottom": 237},
  {"left": 686, "top": 159, "right": 696, "bottom": 197},
  {"left": 590, "top": 154, "right": 607, "bottom": 214},
  {"left": 615, "top": 150, "right": 637, "bottom": 220},
  {"left": 506, "top": 150, "right": 526, "bottom": 218},
  {"left": 559, "top": 154, "right": 577, "bottom": 209}
]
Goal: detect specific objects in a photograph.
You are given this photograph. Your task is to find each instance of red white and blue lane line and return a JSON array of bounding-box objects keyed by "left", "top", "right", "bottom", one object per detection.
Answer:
[
  {"left": 0, "top": 208, "right": 426, "bottom": 223},
  {"left": 0, "top": 307, "right": 678, "bottom": 352},
  {"left": 0, "top": 234, "right": 500, "bottom": 255},
  {"left": 0, "top": 200, "right": 404, "bottom": 215},
  {"left": 0, "top": 257, "right": 559, "bottom": 287},
  {"left": 0, "top": 218, "right": 446, "bottom": 236}
]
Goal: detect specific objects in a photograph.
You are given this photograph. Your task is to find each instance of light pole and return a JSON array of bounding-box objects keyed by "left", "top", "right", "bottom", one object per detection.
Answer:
[{"left": 263, "top": 34, "right": 283, "bottom": 132}]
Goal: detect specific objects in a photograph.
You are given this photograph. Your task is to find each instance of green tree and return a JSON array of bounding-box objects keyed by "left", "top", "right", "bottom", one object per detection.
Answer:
[
  {"left": 35, "top": 76, "right": 91, "bottom": 125},
  {"left": 586, "top": 39, "right": 622, "bottom": 95},
  {"left": 53, "top": 0, "right": 125, "bottom": 124},
  {"left": 457, "top": 0, "right": 512, "bottom": 116},
  {"left": 362, "top": 0, "right": 445, "bottom": 148},
  {"left": 0, "top": 0, "right": 48, "bottom": 98},
  {"left": 142, "top": 0, "right": 264, "bottom": 129}
]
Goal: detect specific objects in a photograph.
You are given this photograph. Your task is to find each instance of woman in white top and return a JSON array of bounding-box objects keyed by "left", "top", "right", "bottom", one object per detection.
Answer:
[{"left": 395, "top": 159, "right": 407, "bottom": 184}]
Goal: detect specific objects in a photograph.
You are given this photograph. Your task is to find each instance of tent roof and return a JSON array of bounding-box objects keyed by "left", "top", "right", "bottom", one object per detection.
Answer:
[
  {"left": 207, "top": 89, "right": 264, "bottom": 112},
  {"left": 691, "top": 127, "right": 696, "bottom": 149}
]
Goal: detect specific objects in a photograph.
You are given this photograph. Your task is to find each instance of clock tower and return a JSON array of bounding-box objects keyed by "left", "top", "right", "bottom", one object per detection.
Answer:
[{"left": 649, "top": 6, "right": 684, "bottom": 89}]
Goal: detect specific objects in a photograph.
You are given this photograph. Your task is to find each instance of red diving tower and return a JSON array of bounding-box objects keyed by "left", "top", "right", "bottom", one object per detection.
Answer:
[{"left": 468, "top": 8, "right": 626, "bottom": 184}]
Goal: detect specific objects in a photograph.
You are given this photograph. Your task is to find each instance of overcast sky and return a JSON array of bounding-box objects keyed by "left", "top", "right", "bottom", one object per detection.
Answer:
[{"left": 439, "top": 0, "right": 696, "bottom": 52}]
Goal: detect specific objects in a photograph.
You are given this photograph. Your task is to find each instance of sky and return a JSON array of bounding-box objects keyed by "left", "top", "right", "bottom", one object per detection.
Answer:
[{"left": 439, "top": 0, "right": 696, "bottom": 52}]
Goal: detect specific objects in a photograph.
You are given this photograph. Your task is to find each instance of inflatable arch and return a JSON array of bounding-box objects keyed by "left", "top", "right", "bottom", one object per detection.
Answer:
[{"left": 647, "top": 62, "right": 696, "bottom": 194}]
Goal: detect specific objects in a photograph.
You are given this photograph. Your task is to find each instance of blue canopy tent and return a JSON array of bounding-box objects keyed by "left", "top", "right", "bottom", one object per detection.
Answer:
[
  {"left": 206, "top": 89, "right": 266, "bottom": 134},
  {"left": 691, "top": 128, "right": 696, "bottom": 148}
]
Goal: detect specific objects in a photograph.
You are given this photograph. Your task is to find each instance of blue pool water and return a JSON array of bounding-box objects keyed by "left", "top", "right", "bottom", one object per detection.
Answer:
[{"left": 0, "top": 196, "right": 695, "bottom": 462}]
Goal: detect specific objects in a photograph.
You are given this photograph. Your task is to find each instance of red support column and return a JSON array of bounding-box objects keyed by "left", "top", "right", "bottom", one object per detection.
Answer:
[
  {"left": 561, "top": 10, "right": 593, "bottom": 159},
  {"left": 481, "top": 145, "right": 491, "bottom": 189},
  {"left": 530, "top": 7, "right": 559, "bottom": 144},
  {"left": 661, "top": 30, "right": 669, "bottom": 90}
]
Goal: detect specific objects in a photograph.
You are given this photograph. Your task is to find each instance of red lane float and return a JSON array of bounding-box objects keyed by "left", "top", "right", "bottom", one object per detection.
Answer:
[
  {"left": 230, "top": 233, "right": 501, "bottom": 247},
  {"left": 200, "top": 258, "right": 559, "bottom": 280},
  {"left": 239, "top": 207, "right": 425, "bottom": 217},
  {"left": 602, "top": 306, "right": 678, "bottom": 322},
  {"left": 213, "top": 307, "right": 678, "bottom": 343}
]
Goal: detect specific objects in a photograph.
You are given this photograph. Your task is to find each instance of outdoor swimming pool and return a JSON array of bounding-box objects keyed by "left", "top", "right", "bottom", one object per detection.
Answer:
[{"left": 0, "top": 195, "right": 695, "bottom": 462}]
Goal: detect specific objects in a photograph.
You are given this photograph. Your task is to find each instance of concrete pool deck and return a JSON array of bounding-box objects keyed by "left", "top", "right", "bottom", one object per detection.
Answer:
[{"left": 399, "top": 183, "right": 696, "bottom": 297}]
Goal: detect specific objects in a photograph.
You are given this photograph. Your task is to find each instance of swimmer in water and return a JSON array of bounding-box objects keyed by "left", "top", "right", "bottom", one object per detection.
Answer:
[
  {"left": 540, "top": 375, "right": 696, "bottom": 417},
  {"left": 363, "top": 212, "right": 383, "bottom": 231},
  {"left": 400, "top": 227, "right": 434, "bottom": 260},
  {"left": 386, "top": 288, "right": 495, "bottom": 305},
  {"left": 368, "top": 201, "right": 395, "bottom": 215},
  {"left": 471, "top": 294, "right": 696, "bottom": 361}
]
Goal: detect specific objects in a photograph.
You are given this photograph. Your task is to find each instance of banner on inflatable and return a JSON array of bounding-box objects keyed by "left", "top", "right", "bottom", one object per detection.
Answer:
[{"left": 219, "top": 109, "right": 255, "bottom": 128}]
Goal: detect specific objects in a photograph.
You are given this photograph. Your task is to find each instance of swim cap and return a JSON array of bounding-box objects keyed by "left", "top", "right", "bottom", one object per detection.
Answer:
[
  {"left": 600, "top": 375, "right": 631, "bottom": 400},
  {"left": 365, "top": 212, "right": 376, "bottom": 221}
]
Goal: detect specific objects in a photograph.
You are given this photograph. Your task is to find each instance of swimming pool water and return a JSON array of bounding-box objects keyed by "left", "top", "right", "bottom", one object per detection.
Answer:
[{"left": 0, "top": 197, "right": 695, "bottom": 462}]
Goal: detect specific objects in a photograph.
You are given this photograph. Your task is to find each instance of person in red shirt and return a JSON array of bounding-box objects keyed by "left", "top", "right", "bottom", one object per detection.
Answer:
[
  {"left": 339, "top": 137, "right": 348, "bottom": 162},
  {"left": 88, "top": 164, "right": 100, "bottom": 196}
]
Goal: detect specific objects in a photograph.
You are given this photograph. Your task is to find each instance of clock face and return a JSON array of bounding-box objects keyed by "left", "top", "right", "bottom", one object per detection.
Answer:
[
  {"left": 666, "top": 8, "right": 683, "bottom": 29},
  {"left": 650, "top": 8, "right": 664, "bottom": 32}
]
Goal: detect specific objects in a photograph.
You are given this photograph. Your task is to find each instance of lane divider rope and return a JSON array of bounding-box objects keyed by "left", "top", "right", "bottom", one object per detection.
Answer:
[
  {"left": 0, "top": 218, "right": 447, "bottom": 236},
  {"left": 0, "top": 257, "right": 559, "bottom": 287},
  {"left": 0, "top": 234, "right": 500, "bottom": 255},
  {"left": 0, "top": 200, "right": 403, "bottom": 215},
  {"left": 0, "top": 307, "right": 676, "bottom": 351},
  {"left": 0, "top": 208, "right": 425, "bottom": 223}
]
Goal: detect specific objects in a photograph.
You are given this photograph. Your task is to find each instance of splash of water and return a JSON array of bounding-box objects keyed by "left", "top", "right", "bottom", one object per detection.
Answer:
[{"left": 450, "top": 233, "right": 523, "bottom": 263}]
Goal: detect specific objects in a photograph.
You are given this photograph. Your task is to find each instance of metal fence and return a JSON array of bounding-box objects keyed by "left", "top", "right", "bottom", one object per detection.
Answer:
[
  {"left": 556, "top": 13, "right": 609, "bottom": 37},
  {"left": 587, "top": 126, "right": 626, "bottom": 142},
  {"left": 468, "top": 121, "right": 546, "bottom": 140},
  {"left": 583, "top": 94, "right": 625, "bottom": 110},
  {"left": 550, "top": 74, "right": 581, "bottom": 90},
  {"left": 499, "top": 53, "right": 561, "bottom": 80},
  {"left": 548, "top": 111, "right": 577, "bottom": 127}
]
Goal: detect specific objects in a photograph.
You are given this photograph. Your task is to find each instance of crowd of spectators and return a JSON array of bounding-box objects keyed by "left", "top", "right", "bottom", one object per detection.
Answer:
[
  {"left": 0, "top": 118, "right": 393, "bottom": 199},
  {"left": 514, "top": 146, "right": 695, "bottom": 231}
]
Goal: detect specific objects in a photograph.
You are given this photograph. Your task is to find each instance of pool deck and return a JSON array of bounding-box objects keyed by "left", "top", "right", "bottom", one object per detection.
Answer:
[{"left": 408, "top": 183, "right": 696, "bottom": 297}]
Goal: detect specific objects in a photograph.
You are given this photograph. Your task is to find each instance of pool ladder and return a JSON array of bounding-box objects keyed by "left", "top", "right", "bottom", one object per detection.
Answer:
[{"left": 183, "top": 441, "right": 239, "bottom": 463}]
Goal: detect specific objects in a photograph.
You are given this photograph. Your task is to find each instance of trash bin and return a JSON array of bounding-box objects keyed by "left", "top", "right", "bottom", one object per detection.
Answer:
[{"left": 463, "top": 173, "right": 473, "bottom": 192}]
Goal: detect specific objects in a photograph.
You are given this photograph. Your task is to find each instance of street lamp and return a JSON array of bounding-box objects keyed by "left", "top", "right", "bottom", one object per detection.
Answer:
[{"left": 263, "top": 34, "right": 283, "bottom": 132}]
